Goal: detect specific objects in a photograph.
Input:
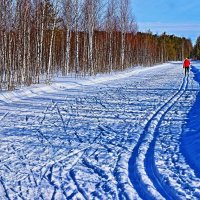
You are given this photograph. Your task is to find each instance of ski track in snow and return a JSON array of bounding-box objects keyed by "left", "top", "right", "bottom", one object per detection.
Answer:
[
  {"left": 0, "top": 62, "right": 200, "bottom": 199},
  {"left": 129, "top": 75, "right": 189, "bottom": 200}
]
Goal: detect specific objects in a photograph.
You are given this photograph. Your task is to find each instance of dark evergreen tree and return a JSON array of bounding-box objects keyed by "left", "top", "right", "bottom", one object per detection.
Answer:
[{"left": 193, "top": 36, "right": 200, "bottom": 59}]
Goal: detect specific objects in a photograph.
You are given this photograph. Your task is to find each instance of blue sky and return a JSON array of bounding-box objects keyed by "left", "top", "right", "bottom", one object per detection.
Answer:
[{"left": 131, "top": 0, "right": 200, "bottom": 45}]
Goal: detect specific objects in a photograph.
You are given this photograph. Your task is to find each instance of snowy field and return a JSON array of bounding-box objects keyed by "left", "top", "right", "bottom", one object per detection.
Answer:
[{"left": 0, "top": 61, "right": 200, "bottom": 199}]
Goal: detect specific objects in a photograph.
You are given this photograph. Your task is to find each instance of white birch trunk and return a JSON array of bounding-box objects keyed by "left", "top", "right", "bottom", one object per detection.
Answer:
[
  {"left": 22, "top": 22, "right": 26, "bottom": 82},
  {"left": 36, "top": 6, "right": 45, "bottom": 83},
  {"left": 65, "top": 29, "right": 71, "bottom": 75},
  {"left": 47, "top": 19, "right": 56, "bottom": 81},
  {"left": 109, "top": 32, "right": 113, "bottom": 72},
  {"left": 121, "top": 32, "right": 125, "bottom": 69},
  {"left": 75, "top": 0, "right": 79, "bottom": 74},
  {"left": 88, "top": 30, "right": 94, "bottom": 75}
]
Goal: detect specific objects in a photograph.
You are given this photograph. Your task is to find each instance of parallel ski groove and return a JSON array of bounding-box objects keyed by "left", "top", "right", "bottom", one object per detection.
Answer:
[
  {"left": 128, "top": 76, "right": 188, "bottom": 199},
  {"left": 144, "top": 76, "right": 189, "bottom": 199}
]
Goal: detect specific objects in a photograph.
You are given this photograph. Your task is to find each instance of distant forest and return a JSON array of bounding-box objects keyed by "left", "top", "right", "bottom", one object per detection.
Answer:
[
  {"left": 0, "top": 0, "right": 192, "bottom": 90},
  {"left": 193, "top": 36, "right": 200, "bottom": 59}
]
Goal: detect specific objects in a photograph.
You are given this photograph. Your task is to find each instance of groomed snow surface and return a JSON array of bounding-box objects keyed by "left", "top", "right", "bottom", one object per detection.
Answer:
[{"left": 0, "top": 61, "right": 200, "bottom": 200}]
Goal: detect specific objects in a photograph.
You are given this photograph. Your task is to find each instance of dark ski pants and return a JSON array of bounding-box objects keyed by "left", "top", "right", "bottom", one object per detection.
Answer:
[{"left": 184, "top": 67, "right": 189, "bottom": 76}]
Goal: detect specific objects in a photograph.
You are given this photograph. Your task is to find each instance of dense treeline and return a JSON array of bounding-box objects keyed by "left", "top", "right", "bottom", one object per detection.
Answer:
[
  {"left": 193, "top": 36, "right": 200, "bottom": 59},
  {"left": 0, "top": 0, "right": 192, "bottom": 90}
]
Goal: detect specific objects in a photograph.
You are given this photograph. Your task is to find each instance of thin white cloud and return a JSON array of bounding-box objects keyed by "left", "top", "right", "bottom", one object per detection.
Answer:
[{"left": 138, "top": 22, "right": 200, "bottom": 32}]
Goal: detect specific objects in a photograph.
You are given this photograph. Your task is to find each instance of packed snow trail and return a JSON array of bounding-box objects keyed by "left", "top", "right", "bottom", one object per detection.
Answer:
[
  {"left": 0, "top": 62, "right": 200, "bottom": 199},
  {"left": 128, "top": 75, "right": 189, "bottom": 200},
  {"left": 143, "top": 76, "right": 188, "bottom": 200}
]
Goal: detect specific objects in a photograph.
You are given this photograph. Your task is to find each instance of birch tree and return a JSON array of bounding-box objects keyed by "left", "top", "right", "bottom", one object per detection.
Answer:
[
  {"left": 46, "top": 0, "right": 59, "bottom": 81},
  {"left": 119, "top": 0, "right": 129, "bottom": 69},
  {"left": 32, "top": 0, "right": 46, "bottom": 83},
  {"left": 105, "top": 0, "right": 117, "bottom": 72},
  {"left": 73, "top": 0, "right": 82, "bottom": 74},
  {"left": 14, "top": 0, "right": 32, "bottom": 85},
  {"left": 61, "top": 0, "right": 74, "bottom": 75},
  {"left": 82, "top": 0, "right": 101, "bottom": 75},
  {"left": 0, "top": 0, "right": 14, "bottom": 89}
]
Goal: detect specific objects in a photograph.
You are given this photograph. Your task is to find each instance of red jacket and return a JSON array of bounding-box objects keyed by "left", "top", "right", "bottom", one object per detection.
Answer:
[{"left": 183, "top": 59, "right": 190, "bottom": 68}]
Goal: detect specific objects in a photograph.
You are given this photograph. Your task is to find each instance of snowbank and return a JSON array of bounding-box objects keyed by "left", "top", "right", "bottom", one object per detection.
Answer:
[
  {"left": 0, "top": 63, "right": 171, "bottom": 103},
  {"left": 191, "top": 64, "right": 200, "bottom": 82}
]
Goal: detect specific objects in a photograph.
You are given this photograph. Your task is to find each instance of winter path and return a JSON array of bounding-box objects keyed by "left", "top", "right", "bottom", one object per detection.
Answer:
[{"left": 0, "top": 62, "right": 200, "bottom": 199}]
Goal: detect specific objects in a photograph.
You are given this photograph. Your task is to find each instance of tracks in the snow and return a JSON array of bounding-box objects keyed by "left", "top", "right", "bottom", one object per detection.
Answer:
[
  {"left": 128, "top": 76, "right": 189, "bottom": 199},
  {"left": 0, "top": 64, "right": 195, "bottom": 199}
]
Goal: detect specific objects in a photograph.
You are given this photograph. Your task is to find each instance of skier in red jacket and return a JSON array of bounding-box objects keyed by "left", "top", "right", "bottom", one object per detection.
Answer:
[{"left": 183, "top": 58, "right": 190, "bottom": 76}]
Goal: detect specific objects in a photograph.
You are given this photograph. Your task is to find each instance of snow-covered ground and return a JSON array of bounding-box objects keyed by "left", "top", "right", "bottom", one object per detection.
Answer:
[{"left": 0, "top": 61, "right": 200, "bottom": 200}]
